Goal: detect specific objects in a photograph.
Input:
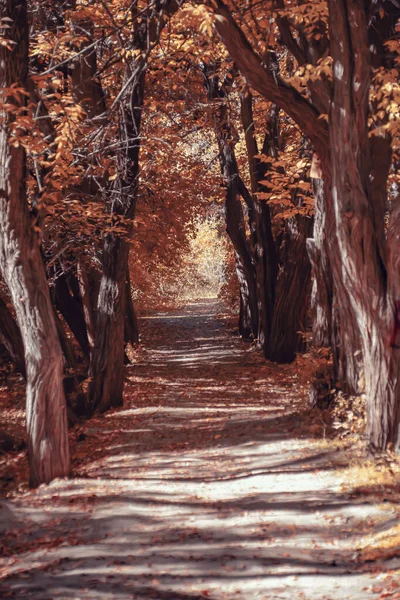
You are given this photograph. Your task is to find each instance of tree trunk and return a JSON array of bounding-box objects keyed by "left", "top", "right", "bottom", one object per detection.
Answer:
[
  {"left": 87, "top": 1, "right": 182, "bottom": 413},
  {"left": 87, "top": 1, "right": 183, "bottom": 413},
  {"left": 224, "top": 181, "right": 258, "bottom": 339},
  {"left": 268, "top": 213, "right": 313, "bottom": 362},
  {"left": 0, "top": 296, "right": 26, "bottom": 377},
  {"left": 88, "top": 237, "right": 129, "bottom": 413},
  {"left": 205, "top": 73, "right": 258, "bottom": 339},
  {"left": 87, "top": 66, "right": 145, "bottom": 412},
  {"left": 233, "top": 252, "right": 255, "bottom": 339},
  {"left": 307, "top": 177, "right": 332, "bottom": 348},
  {"left": 76, "top": 260, "right": 96, "bottom": 352},
  {"left": 328, "top": 0, "right": 399, "bottom": 450},
  {"left": 53, "top": 267, "right": 90, "bottom": 357},
  {"left": 70, "top": 12, "right": 107, "bottom": 120},
  {"left": 239, "top": 92, "right": 278, "bottom": 349},
  {"left": 0, "top": 0, "right": 70, "bottom": 486},
  {"left": 308, "top": 175, "right": 360, "bottom": 396}
]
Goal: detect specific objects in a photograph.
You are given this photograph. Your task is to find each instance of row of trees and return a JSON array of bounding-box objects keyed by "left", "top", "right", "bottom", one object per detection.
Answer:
[
  {"left": 0, "top": 0, "right": 399, "bottom": 486},
  {"left": 202, "top": 0, "right": 400, "bottom": 450}
]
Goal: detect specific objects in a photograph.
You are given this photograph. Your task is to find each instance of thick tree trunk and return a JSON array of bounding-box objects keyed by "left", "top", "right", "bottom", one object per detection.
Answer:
[
  {"left": 0, "top": 296, "right": 26, "bottom": 377},
  {"left": 308, "top": 175, "right": 360, "bottom": 396},
  {"left": 268, "top": 213, "right": 313, "bottom": 362},
  {"left": 328, "top": 0, "right": 399, "bottom": 450},
  {"left": 307, "top": 177, "right": 332, "bottom": 348},
  {"left": 88, "top": 237, "right": 129, "bottom": 413},
  {"left": 70, "top": 13, "right": 107, "bottom": 120},
  {"left": 0, "top": 0, "right": 70, "bottom": 486}
]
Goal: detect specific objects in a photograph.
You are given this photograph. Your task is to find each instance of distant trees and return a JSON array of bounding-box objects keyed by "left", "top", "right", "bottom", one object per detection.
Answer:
[{"left": 204, "top": 63, "right": 312, "bottom": 360}]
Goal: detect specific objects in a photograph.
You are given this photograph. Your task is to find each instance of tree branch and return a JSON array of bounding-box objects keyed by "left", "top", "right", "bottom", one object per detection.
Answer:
[{"left": 208, "top": 0, "right": 329, "bottom": 157}]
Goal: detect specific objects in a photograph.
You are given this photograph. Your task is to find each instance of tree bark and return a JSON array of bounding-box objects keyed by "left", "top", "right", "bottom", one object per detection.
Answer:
[
  {"left": 239, "top": 92, "right": 278, "bottom": 349},
  {"left": 53, "top": 267, "right": 90, "bottom": 357},
  {"left": 88, "top": 1, "right": 183, "bottom": 414},
  {"left": 308, "top": 175, "right": 360, "bottom": 396},
  {"left": 240, "top": 90, "right": 312, "bottom": 361},
  {"left": 0, "top": 0, "right": 70, "bottom": 486},
  {"left": 328, "top": 0, "right": 399, "bottom": 450},
  {"left": 268, "top": 211, "right": 313, "bottom": 362},
  {"left": 76, "top": 260, "right": 96, "bottom": 353},
  {"left": 205, "top": 73, "right": 258, "bottom": 339},
  {"left": 0, "top": 296, "right": 26, "bottom": 377}
]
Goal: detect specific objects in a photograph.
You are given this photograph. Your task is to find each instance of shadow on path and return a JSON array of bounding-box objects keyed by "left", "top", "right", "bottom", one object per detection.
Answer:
[{"left": 0, "top": 300, "right": 399, "bottom": 599}]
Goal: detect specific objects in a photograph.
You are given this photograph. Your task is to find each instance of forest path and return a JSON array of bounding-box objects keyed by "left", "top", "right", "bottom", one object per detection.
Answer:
[{"left": 0, "top": 299, "right": 399, "bottom": 599}]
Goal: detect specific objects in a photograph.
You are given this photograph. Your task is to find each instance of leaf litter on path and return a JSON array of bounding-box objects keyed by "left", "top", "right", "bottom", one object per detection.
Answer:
[{"left": 0, "top": 299, "right": 399, "bottom": 599}]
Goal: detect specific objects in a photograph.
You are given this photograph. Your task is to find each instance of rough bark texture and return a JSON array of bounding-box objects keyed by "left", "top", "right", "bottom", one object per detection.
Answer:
[
  {"left": 269, "top": 212, "right": 313, "bottom": 363},
  {"left": 0, "top": 0, "right": 70, "bottom": 486},
  {"left": 307, "top": 178, "right": 332, "bottom": 349},
  {"left": 308, "top": 178, "right": 360, "bottom": 397},
  {"left": 328, "top": 0, "right": 399, "bottom": 450},
  {"left": 70, "top": 13, "right": 107, "bottom": 120}
]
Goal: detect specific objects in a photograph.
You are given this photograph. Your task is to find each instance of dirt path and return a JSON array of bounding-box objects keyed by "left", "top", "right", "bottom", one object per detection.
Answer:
[{"left": 0, "top": 300, "right": 399, "bottom": 599}]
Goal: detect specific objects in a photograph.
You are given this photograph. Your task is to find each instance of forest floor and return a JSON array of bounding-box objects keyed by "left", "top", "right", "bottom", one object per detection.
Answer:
[{"left": 0, "top": 299, "right": 400, "bottom": 599}]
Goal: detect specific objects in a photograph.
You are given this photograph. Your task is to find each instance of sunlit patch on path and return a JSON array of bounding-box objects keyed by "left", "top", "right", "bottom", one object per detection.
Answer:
[{"left": 0, "top": 300, "right": 399, "bottom": 599}]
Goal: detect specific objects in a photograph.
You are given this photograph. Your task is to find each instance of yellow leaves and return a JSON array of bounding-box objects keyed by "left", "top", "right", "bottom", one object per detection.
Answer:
[
  {"left": 370, "top": 69, "right": 400, "bottom": 142},
  {"left": 181, "top": 5, "right": 215, "bottom": 37},
  {"left": 30, "top": 31, "right": 59, "bottom": 60},
  {"left": 279, "top": 1, "right": 328, "bottom": 38},
  {"left": 288, "top": 57, "right": 332, "bottom": 96},
  {"left": 120, "top": 47, "right": 142, "bottom": 64}
]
